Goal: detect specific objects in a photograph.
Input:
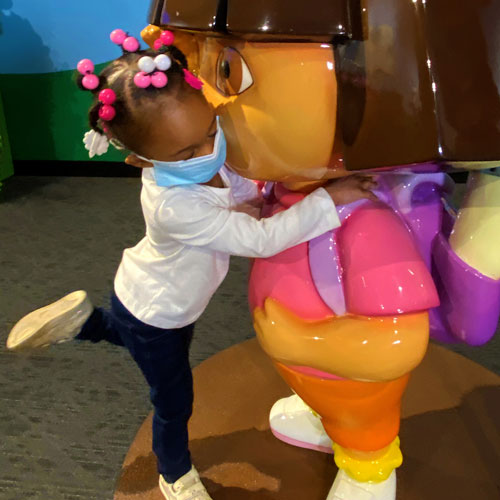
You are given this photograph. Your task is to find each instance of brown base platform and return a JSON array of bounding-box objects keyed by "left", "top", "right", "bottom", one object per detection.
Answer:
[{"left": 115, "top": 340, "right": 500, "bottom": 500}]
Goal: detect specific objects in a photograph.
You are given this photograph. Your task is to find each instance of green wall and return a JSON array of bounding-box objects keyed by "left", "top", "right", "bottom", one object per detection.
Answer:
[
  {"left": 0, "top": 0, "right": 150, "bottom": 165},
  {"left": 0, "top": 89, "right": 13, "bottom": 181},
  {"left": 0, "top": 65, "right": 124, "bottom": 163}
]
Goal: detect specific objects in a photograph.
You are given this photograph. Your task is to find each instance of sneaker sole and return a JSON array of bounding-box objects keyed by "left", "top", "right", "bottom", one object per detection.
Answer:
[
  {"left": 159, "top": 475, "right": 169, "bottom": 499},
  {"left": 270, "top": 427, "right": 334, "bottom": 454},
  {"left": 6, "top": 291, "right": 92, "bottom": 351}
]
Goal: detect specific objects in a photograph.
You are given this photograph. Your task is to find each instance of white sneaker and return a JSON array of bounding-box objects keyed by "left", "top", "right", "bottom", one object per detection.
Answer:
[
  {"left": 326, "top": 470, "right": 396, "bottom": 500},
  {"left": 159, "top": 467, "right": 213, "bottom": 500},
  {"left": 6, "top": 291, "right": 93, "bottom": 351},
  {"left": 269, "top": 394, "right": 333, "bottom": 454}
]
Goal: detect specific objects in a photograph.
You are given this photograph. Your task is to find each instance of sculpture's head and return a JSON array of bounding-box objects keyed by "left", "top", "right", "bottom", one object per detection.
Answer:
[{"left": 144, "top": 0, "right": 500, "bottom": 184}]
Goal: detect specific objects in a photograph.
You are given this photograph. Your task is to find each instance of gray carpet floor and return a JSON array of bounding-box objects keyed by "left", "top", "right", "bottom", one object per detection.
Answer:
[{"left": 0, "top": 176, "right": 498, "bottom": 500}]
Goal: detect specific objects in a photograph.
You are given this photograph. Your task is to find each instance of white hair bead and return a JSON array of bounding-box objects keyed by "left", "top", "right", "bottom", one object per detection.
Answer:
[
  {"left": 154, "top": 54, "right": 172, "bottom": 72},
  {"left": 138, "top": 56, "right": 156, "bottom": 74}
]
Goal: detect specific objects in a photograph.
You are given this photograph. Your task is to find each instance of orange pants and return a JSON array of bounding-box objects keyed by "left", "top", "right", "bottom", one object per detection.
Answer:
[{"left": 275, "top": 362, "right": 410, "bottom": 452}]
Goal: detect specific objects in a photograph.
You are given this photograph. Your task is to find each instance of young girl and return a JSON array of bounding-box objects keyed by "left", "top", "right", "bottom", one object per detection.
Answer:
[{"left": 6, "top": 30, "right": 376, "bottom": 500}]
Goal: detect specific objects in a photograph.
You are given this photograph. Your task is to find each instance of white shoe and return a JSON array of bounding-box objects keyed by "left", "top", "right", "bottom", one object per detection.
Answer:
[
  {"left": 159, "top": 467, "right": 213, "bottom": 500},
  {"left": 269, "top": 394, "right": 333, "bottom": 454},
  {"left": 6, "top": 291, "right": 93, "bottom": 351},
  {"left": 326, "top": 470, "right": 396, "bottom": 500}
]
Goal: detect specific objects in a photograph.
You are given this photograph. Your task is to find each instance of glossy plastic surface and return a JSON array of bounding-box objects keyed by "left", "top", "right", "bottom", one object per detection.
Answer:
[
  {"left": 333, "top": 438, "right": 402, "bottom": 483},
  {"left": 147, "top": 0, "right": 500, "bottom": 176},
  {"left": 143, "top": 0, "right": 500, "bottom": 469},
  {"left": 249, "top": 185, "right": 439, "bottom": 319},
  {"left": 431, "top": 233, "right": 500, "bottom": 346},
  {"left": 335, "top": 0, "right": 500, "bottom": 170},
  {"left": 254, "top": 298, "right": 429, "bottom": 382},
  {"left": 337, "top": 201, "right": 439, "bottom": 316},
  {"left": 309, "top": 230, "right": 346, "bottom": 316},
  {"left": 150, "top": 0, "right": 357, "bottom": 42},
  {"left": 249, "top": 240, "right": 334, "bottom": 321},
  {"left": 327, "top": 469, "right": 397, "bottom": 499},
  {"left": 449, "top": 172, "right": 500, "bottom": 280},
  {"left": 200, "top": 39, "right": 343, "bottom": 182},
  {"left": 275, "top": 361, "right": 410, "bottom": 451},
  {"left": 380, "top": 172, "right": 449, "bottom": 268}
]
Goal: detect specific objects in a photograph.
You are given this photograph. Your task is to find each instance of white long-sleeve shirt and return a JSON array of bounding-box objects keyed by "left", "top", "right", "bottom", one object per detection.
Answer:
[{"left": 114, "top": 166, "right": 340, "bottom": 329}]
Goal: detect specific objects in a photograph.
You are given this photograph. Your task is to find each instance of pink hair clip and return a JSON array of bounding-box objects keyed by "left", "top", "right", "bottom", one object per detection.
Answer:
[
  {"left": 77, "top": 59, "right": 100, "bottom": 90},
  {"left": 98, "top": 88, "right": 116, "bottom": 121},
  {"left": 110, "top": 29, "right": 140, "bottom": 52},
  {"left": 183, "top": 69, "right": 204, "bottom": 90},
  {"left": 133, "top": 55, "right": 171, "bottom": 89},
  {"left": 153, "top": 30, "right": 175, "bottom": 51}
]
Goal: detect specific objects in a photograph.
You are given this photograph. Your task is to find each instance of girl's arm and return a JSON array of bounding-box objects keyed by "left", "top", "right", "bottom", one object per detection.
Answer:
[
  {"left": 223, "top": 166, "right": 262, "bottom": 205},
  {"left": 157, "top": 187, "right": 340, "bottom": 258}
]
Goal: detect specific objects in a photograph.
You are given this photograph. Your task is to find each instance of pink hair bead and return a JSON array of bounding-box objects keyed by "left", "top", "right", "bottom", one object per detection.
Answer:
[
  {"left": 153, "top": 39, "right": 163, "bottom": 51},
  {"left": 98, "top": 89, "right": 116, "bottom": 105},
  {"left": 151, "top": 71, "right": 168, "bottom": 88},
  {"left": 123, "top": 36, "right": 140, "bottom": 52},
  {"left": 160, "top": 30, "right": 175, "bottom": 46},
  {"left": 82, "top": 74, "right": 99, "bottom": 90},
  {"left": 134, "top": 71, "right": 151, "bottom": 88},
  {"left": 77, "top": 59, "right": 94, "bottom": 75},
  {"left": 99, "top": 105, "right": 116, "bottom": 121},
  {"left": 110, "top": 29, "right": 127, "bottom": 45}
]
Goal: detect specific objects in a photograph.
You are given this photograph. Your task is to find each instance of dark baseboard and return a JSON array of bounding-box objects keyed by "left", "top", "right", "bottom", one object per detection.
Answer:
[
  {"left": 12, "top": 160, "right": 469, "bottom": 183},
  {"left": 14, "top": 160, "right": 141, "bottom": 178}
]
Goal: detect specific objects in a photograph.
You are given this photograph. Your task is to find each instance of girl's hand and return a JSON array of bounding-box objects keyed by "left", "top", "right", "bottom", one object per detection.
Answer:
[{"left": 324, "top": 174, "right": 378, "bottom": 205}]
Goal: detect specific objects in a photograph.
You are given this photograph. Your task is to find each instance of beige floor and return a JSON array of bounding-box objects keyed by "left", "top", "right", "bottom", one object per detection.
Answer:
[{"left": 1, "top": 176, "right": 498, "bottom": 500}]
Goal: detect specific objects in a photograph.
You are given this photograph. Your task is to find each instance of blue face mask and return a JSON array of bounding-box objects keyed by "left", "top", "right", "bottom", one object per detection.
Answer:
[{"left": 138, "top": 117, "right": 227, "bottom": 187}]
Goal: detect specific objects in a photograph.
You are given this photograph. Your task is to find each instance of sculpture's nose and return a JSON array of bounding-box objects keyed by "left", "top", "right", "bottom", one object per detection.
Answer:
[{"left": 201, "top": 82, "right": 236, "bottom": 112}]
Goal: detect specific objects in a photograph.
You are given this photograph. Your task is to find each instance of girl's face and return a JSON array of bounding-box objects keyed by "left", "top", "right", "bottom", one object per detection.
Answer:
[{"left": 137, "top": 91, "right": 217, "bottom": 162}]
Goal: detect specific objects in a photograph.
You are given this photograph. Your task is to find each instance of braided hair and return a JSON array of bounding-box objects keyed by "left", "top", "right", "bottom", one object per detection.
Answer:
[{"left": 77, "top": 44, "right": 192, "bottom": 155}]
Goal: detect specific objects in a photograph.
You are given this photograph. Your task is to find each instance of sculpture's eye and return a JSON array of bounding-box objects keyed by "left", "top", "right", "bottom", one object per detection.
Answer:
[{"left": 216, "top": 47, "right": 254, "bottom": 96}]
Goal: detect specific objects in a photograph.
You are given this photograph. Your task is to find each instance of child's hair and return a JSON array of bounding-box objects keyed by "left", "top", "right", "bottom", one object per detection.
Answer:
[{"left": 77, "top": 44, "right": 193, "bottom": 155}]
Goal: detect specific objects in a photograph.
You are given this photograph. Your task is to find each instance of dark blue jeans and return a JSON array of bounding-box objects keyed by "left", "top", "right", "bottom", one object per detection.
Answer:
[{"left": 77, "top": 293, "right": 194, "bottom": 483}]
